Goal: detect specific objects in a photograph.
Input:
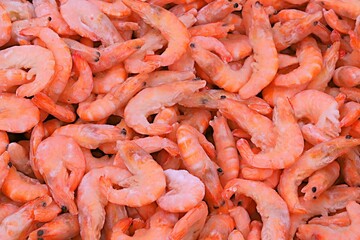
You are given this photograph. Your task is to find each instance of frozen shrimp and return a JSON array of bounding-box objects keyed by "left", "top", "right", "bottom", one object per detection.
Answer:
[{"left": 198, "top": 214, "right": 235, "bottom": 239}]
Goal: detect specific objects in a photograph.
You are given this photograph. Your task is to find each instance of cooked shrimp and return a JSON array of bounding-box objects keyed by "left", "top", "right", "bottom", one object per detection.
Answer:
[
  {"left": 63, "top": 38, "right": 100, "bottom": 63},
  {"left": 78, "top": 73, "right": 148, "bottom": 122},
  {"left": 316, "top": 0, "right": 360, "bottom": 20},
  {"left": 228, "top": 230, "right": 245, "bottom": 240},
  {"left": 177, "top": 124, "right": 226, "bottom": 212},
  {"left": 210, "top": 114, "right": 240, "bottom": 186},
  {"left": 52, "top": 124, "right": 126, "bottom": 149},
  {"left": 0, "top": 4, "right": 11, "bottom": 47},
  {"left": 123, "top": 0, "right": 190, "bottom": 67},
  {"left": 189, "top": 22, "right": 235, "bottom": 38},
  {"left": 180, "top": 109, "right": 211, "bottom": 134},
  {"left": 198, "top": 214, "right": 235, "bottom": 240},
  {"left": 0, "top": 93, "right": 40, "bottom": 133},
  {"left": 247, "top": 221, "right": 262, "bottom": 240},
  {"left": 35, "top": 135, "right": 85, "bottom": 214},
  {"left": 333, "top": 66, "right": 360, "bottom": 88},
  {"left": 220, "top": 34, "right": 252, "bottom": 61},
  {"left": 340, "top": 101, "right": 360, "bottom": 127},
  {"left": 156, "top": 169, "right": 205, "bottom": 213},
  {"left": 28, "top": 213, "right": 79, "bottom": 240},
  {"left": 88, "top": 0, "right": 131, "bottom": 19},
  {"left": 301, "top": 161, "right": 340, "bottom": 201},
  {"left": 1, "top": 167, "right": 49, "bottom": 203},
  {"left": 274, "top": 37, "right": 322, "bottom": 87},
  {"left": 196, "top": 0, "right": 242, "bottom": 25},
  {"left": 77, "top": 166, "right": 131, "bottom": 239},
  {"left": 103, "top": 203, "right": 128, "bottom": 239},
  {"left": 0, "top": 45, "right": 55, "bottom": 97},
  {"left": 7, "top": 142, "right": 33, "bottom": 177},
  {"left": 106, "top": 141, "right": 166, "bottom": 207},
  {"left": 60, "top": 0, "right": 122, "bottom": 46},
  {"left": 0, "top": 0, "right": 35, "bottom": 21},
  {"left": 229, "top": 206, "right": 251, "bottom": 238},
  {"left": 223, "top": 179, "right": 290, "bottom": 240},
  {"left": 323, "top": 9, "right": 354, "bottom": 34},
  {"left": 124, "top": 80, "right": 205, "bottom": 135},
  {"left": 238, "top": 1, "right": 278, "bottom": 99},
  {"left": 308, "top": 211, "right": 350, "bottom": 227},
  {"left": 0, "top": 151, "right": 10, "bottom": 189},
  {"left": 0, "top": 131, "right": 8, "bottom": 156},
  {"left": 92, "top": 64, "right": 127, "bottom": 94},
  {"left": 278, "top": 137, "right": 360, "bottom": 213},
  {"left": 169, "top": 201, "right": 208, "bottom": 240},
  {"left": 0, "top": 203, "right": 18, "bottom": 223}
]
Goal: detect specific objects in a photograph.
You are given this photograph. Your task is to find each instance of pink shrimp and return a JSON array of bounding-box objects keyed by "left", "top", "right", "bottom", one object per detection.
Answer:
[
  {"left": 340, "top": 101, "right": 360, "bottom": 127},
  {"left": 198, "top": 214, "right": 235, "bottom": 239},
  {"left": 220, "top": 34, "right": 252, "bottom": 61},
  {"left": 88, "top": 0, "right": 131, "bottom": 19},
  {"left": 196, "top": 0, "right": 243, "bottom": 24},
  {"left": 0, "top": 4, "right": 11, "bottom": 47},
  {"left": 316, "top": 0, "right": 360, "bottom": 20},
  {"left": 0, "top": 151, "right": 10, "bottom": 189},
  {"left": 333, "top": 66, "right": 360, "bottom": 87},
  {"left": 229, "top": 206, "right": 251, "bottom": 238},
  {"left": 92, "top": 64, "right": 127, "bottom": 94}
]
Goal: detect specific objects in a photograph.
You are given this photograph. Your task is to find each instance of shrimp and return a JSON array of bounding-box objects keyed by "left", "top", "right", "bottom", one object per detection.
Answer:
[
  {"left": 0, "top": 0, "right": 35, "bottom": 21},
  {"left": 236, "top": 97, "right": 304, "bottom": 169},
  {"left": 220, "top": 34, "right": 252, "bottom": 61},
  {"left": 0, "top": 4, "right": 11, "bottom": 47},
  {"left": 0, "top": 131, "right": 8, "bottom": 155},
  {"left": 228, "top": 230, "right": 245, "bottom": 240},
  {"left": 156, "top": 169, "right": 205, "bottom": 213},
  {"left": 77, "top": 73, "right": 148, "bottom": 122},
  {"left": 0, "top": 45, "right": 55, "bottom": 97},
  {"left": 308, "top": 212, "right": 350, "bottom": 227},
  {"left": 52, "top": 124, "right": 126, "bottom": 149},
  {"left": 316, "top": 0, "right": 360, "bottom": 20},
  {"left": 290, "top": 89, "right": 341, "bottom": 139},
  {"left": 273, "top": 37, "right": 322, "bottom": 87},
  {"left": 333, "top": 66, "right": 360, "bottom": 88},
  {"left": 180, "top": 109, "right": 212, "bottom": 134},
  {"left": 0, "top": 151, "right": 10, "bottom": 189},
  {"left": 88, "top": 0, "right": 131, "bottom": 19},
  {"left": 106, "top": 141, "right": 166, "bottom": 207},
  {"left": 196, "top": 0, "right": 242, "bottom": 25},
  {"left": 92, "top": 64, "right": 127, "bottom": 94},
  {"left": 1, "top": 167, "right": 49, "bottom": 203},
  {"left": 60, "top": 0, "right": 123, "bottom": 46},
  {"left": 169, "top": 201, "right": 208, "bottom": 240},
  {"left": 198, "top": 214, "right": 235, "bottom": 239},
  {"left": 28, "top": 213, "right": 80, "bottom": 240},
  {"left": 33, "top": 0, "right": 76, "bottom": 35},
  {"left": 340, "top": 101, "right": 360, "bottom": 127},
  {"left": 278, "top": 137, "right": 360, "bottom": 213},
  {"left": 323, "top": 9, "right": 354, "bottom": 34},
  {"left": 189, "top": 22, "right": 235, "bottom": 38},
  {"left": 122, "top": 0, "right": 190, "bottom": 67},
  {"left": 124, "top": 80, "right": 206, "bottom": 135},
  {"left": 63, "top": 38, "right": 100, "bottom": 63},
  {"left": 103, "top": 203, "right": 128, "bottom": 239},
  {"left": 0, "top": 69, "right": 30, "bottom": 92},
  {"left": 77, "top": 166, "right": 131, "bottom": 239},
  {"left": 301, "top": 161, "right": 340, "bottom": 201},
  {"left": 177, "top": 124, "right": 226, "bottom": 212},
  {"left": 0, "top": 203, "right": 18, "bottom": 223},
  {"left": 238, "top": 1, "right": 278, "bottom": 99},
  {"left": 210, "top": 114, "right": 240, "bottom": 186},
  {"left": 297, "top": 201, "right": 360, "bottom": 240},
  {"left": 247, "top": 221, "right": 262, "bottom": 240},
  {"left": 7, "top": 142, "right": 33, "bottom": 177},
  {"left": 223, "top": 179, "right": 290, "bottom": 240},
  {"left": 35, "top": 135, "right": 85, "bottom": 214},
  {"left": 0, "top": 93, "right": 40, "bottom": 133},
  {"left": 229, "top": 206, "right": 251, "bottom": 238},
  {"left": 307, "top": 41, "right": 340, "bottom": 91},
  {"left": 146, "top": 70, "right": 195, "bottom": 87}
]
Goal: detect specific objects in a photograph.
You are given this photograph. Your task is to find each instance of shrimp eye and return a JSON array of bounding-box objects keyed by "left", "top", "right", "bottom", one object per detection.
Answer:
[
  {"left": 189, "top": 43, "right": 196, "bottom": 48},
  {"left": 201, "top": 98, "right": 209, "bottom": 104},
  {"left": 346, "top": 135, "right": 352, "bottom": 139},
  {"left": 37, "top": 230, "right": 44, "bottom": 236},
  {"left": 233, "top": 3, "right": 239, "bottom": 8},
  {"left": 213, "top": 205, "right": 219, "bottom": 209},
  {"left": 121, "top": 128, "right": 127, "bottom": 135},
  {"left": 220, "top": 95, "right": 226, "bottom": 99},
  {"left": 47, "top": 16, "right": 52, "bottom": 21},
  {"left": 313, "top": 21, "right": 318, "bottom": 26},
  {"left": 61, "top": 206, "right": 68, "bottom": 213},
  {"left": 313, "top": 196, "right": 317, "bottom": 199},
  {"left": 273, "top": 10, "right": 278, "bottom": 15},
  {"left": 41, "top": 202, "right": 47, "bottom": 207},
  {"left": 217, "top": 168, "right": 223, "bottom": 173},
  {"left": 7, "top": 162, "right": 12, "bottom": 167},
  {"left": 311, "top": 187, "right": 317, "bottom": 193}
]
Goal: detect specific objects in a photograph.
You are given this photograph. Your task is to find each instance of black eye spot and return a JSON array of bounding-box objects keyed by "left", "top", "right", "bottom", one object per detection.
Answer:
[
  {"left": 190, "top": 43, "right": 196, "bottom": 48},
  {"left": 37, "top": 230, "right": 44, "bottom": 236},
  {"left": 346, "top": 135, "right": 352, "bottom": 139},
  {"left": 220, "top": 95, "right": 226, "bottom": 99},
  {"left": 121, "top": 128, "right": 127, "bottom": 135},
  {"left": 217, "top": 168, "right": 223, "bottom": 173},
  {"left": 41, "top": 202, "right": 47, "bottom": 207},
  {"left": 7, "top": 162, "right": 12, "bottom": 167},
  {"left": 213, "top": 205, "right": 219, "bottom": 209},
  {"left": 47, "top": 16, "right": 52, "bottom": 21},
  {"left": 61, "top": 206, "right": 68, "bottom": 213},
  {"left": 201, "top": 98, "right": 209, "bottom": 104},
  {"left": 311, "top": 187, "right": 317, "bottom": 193},
  {"left": 313, "top": 196, "right": 317, "bottom": 200},
  {"left": 233, "top": 3, "right": 239, "bottom": 8},
  {"left": 313, "top": 21, "right": 318, "bottom": 26}
]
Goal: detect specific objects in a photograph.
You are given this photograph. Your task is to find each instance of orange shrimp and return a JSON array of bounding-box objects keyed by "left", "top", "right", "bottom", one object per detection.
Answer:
[
  {"left": 229, "top": 206, "right": 251, "bottom": 238},
  {"left": 92, "top": 64, "right": 127, "bottom": 94},
  {"left": 198, "top": 214, "right": 235, "bottom": 239},
  {"left": 0, "top": 151, "right": 10, "bottom": 189},
  {"left": 0, "top": 4, "right": 11, "bottom": 47},
  {"left": 316, "top": 0, "right": 360, "bottom": 20},
  {"left": 220, "top": 34, "right": 252, "bottom": 61},
  {"left": 88, "top": 0, "right": 131, "bottom": 19}
]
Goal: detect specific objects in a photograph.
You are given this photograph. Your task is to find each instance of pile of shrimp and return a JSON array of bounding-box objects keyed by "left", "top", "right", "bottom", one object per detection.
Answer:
[{"left": 2, "top": 0, "right": 360, "bottom": 239}]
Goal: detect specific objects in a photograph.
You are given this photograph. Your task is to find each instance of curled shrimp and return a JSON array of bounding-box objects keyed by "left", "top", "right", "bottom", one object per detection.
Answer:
[
  {"left": 278, "top": 137, "right": 360, "bottom": 213},
  {"left": 88, "top": 0, "right": 131, "bottom": 19},
  {"left": 122, "top": 0, "right": 190, "bottom": 67},
  {"left": 106, "top": 141, "right": 166, "bottom": 207},
  {"left": 0, "top": 93, "right": 40, "bottom": 133},
  {"left": 333, "top": 66, "right": 360, "bottom": 88},
  {"left": 0, "top": 4, "right": 11, "bottom": 47},
  {"left": 229, "top": 206, "right": 251, "bottom": 238},
  {"left": 0, "top": 45, "right": 55, "bottom": 97},
  {"left": 223, "top": 178, "right": 290, "bottom": 240},
  {"left": 340, "top": 101, "right": 360, "bottom": 127},
  {"left": 156, "top": 169, "right": 205, "bottom": 213},
  {"left": 220, "top": 34, "right": 252, "bottom": 61},
  {"left": 198, "top": 214, "right": 235, "bottom": 239},
  {"left": 238, "top": 1, "right": 278, "bottom": 99},
  {"left": 60, "top": 0, "right": 122, "bottom": 46},
  {"left": 316, "top": 0, "right": 360, "bottom": 20},
  {"left": 92, "top": 64, "right": 127, "bottom": 94},
  {"left": 0, "top": 0, "right": 35, "bottom": 21},
  {"left": 63, "top": 38, "right": 100, "bottom": 63},
  {"left": 196, "top": 0, "right": 242, "bottom": 25},
  {"left": 35, "top": 135, "right": 85, "bottom": 214},
  {"left": 124, "top": 80, "right": 206, "bottom": 135}
]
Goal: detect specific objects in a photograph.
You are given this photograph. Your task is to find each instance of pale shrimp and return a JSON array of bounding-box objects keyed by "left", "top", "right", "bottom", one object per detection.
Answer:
[
  {"left": 189, "top": 22, "right": 235, "bottom": 38},
  {"left": 88, "top": 0, "right": 131, "bottom": 19},
  {"left": 106, "top": 141, "right": 166, "bottom": 207},
  {"left": 103, "top": 203, "right": 128, "bottom": 239},
  {"left": 190, "top": 36, "right": 233, "bottom": 62},
  {"left": 333, "top": 66, "right": 360, "bottom": 88},
  {"left": 196, "top": 0, "right": 242, "bottom": 25},
  {"left": 290, "top": 89, "right": 341, "bottom": 139},
  {"left": 176, "top": 124, "right": 226, "bottom": 212},
  {"left": 307, "top": 41, "right": 340, "bottom": 91},
  {"left": 0, "top": 0, "right": 35, "bottom": 21},
  {"left": 301, "top": 161, "right": 340, "bottom": 201},
  {"left": 77, "top": 73, "right": 148, "bottom": 122},
  {"left": 0, "top": 45, "right": 55, "bottom": 97},
  {"left": 223, "top": 179, "right": 290, "bottom": 240},
  {"left": 0, "top": 4, "right": 11, "bottom": 47},
  {"left": 28, "top": 213, "right": 80, "bottom": 240},
  {"left": 323, "top": 9, "right": 354, "bottom": 34},
  {"left": 60, "top": 0, "right": 122, "bottom": 46},
  {"left": 0, "top": 93, "right": 40, "bottom": 133},
  {"left": 190, "top": 43, "right": 253, "bottom": 92},
  {"left": 146, "top": 71, "right": 195, "bottom": 88},
  {"left": 156, "top": 169, "right": 205, "bottom": 213},
  {"left": 169, "top": 201, "right": 208, "bottom": 240},
  {"left": 82, "top": 148, "right": 112, "bottom": 172},
  {"left": 33, "top": 0, "right": 76, "bottom": 35},
  {"left": 273, "top": 37, "right": 322, "bottom": 87},
  {"left": 77, "top": 166, "right": 131, "bottom": 239},
  {"left": 220, "top": 34, "right": 252, "bottom": 61},
  {"left": 92, "top": 64, "right": 127, "bottom": 94},
  {"left": 0, "top": 69, "right": 30, "bottom": 92},
  {"left": 241, "top": 165, "right": 274, "bottom": 181},
  {"left": 210, "top": 114, "right": 240, "bottom": 186},
  {"left": 63, "top": 38, "right": 100, "bottom": 63},
  {"left": 0, "top": 203, "right": 18, "bottom": 223},
  {"left": 154, "top": 106, "right": 179, "bottom": 125},
  {"left": 308, "top": 211, "right": 350, "bottom": 227},
  {"left": 228, "top": 230, "right": 245, "bottom": 240},
  {"left": 21, "top": 26, "right": 72, "bottom": 101},
  {"left": 0, "top": 131, "right": 8, "bottom": 155},
  {"left": 277, "top": 53, "right": 299, "bottom": 69},
  {"left": 229, "top": 206, "right": 251, "bottom": 238},
  {"left": 29, "top": 123, "right": 45, "bottom": 181},
  {"left": 124, "top": 80, "right": 206, "bottom": 135},
  {"left": 278, "top": 137, "right": 360, "bottom": 213},
  {"left": 52, "top": 124, "right": 126, "bottom": 149},
  {"left": 272, "top": 11, "right": 322, "bottom": 51},
  {"left": 238, "top": 1, "right": 278, "bottom": 99},
  {"left": 122, "top": 0, "right": 190, "bottom": 67},
  {"left": 35, "top": 135, "right": 85, "bottom": 214},
  {"left": 180, "top": 109, "right": 211, "bottom": 134},
  {"left": 340, "top": 101, "right": 360, "bottom": 127},
  {"left": 247, "top": 221, "right": 262, "bottom": 240},
  {"left": 1, "top": 167, "right": 49, "bottom": 203},
  {"left": 0, "top": 195, "right": 54, "bottom": 240},
  {"left": 198, "top": 214, "right": 235, "bottom": 240},
  {"left": 340, "top": 151, "right": 360, "bottom": 187},
  {"left": 316, "top": 0, "right": 360, "bottom": 20},
  {"left": 297, "top": 201, "right": 360, "bottom": 240},
  {"left": 0, "top": 151, "right": 10, "bottom": 189}
]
